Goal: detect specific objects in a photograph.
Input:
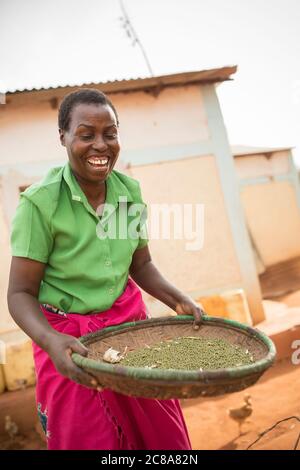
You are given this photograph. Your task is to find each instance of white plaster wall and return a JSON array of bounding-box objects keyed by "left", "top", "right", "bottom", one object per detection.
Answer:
[
  {"left": 0, "top": 194, "right": 17, "bottom": 332},
  {"left": 241, "top": 180, "right": 300, "bottom": 266},
  {"left": 130, "top": 155, "right": 242, "bottom": 295},
  {"left": 114, "top": 86, "right": 210, "bottom": 150}
]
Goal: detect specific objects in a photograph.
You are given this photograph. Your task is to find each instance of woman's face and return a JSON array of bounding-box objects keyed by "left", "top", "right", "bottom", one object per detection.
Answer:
[{"left": 60, "top": 103, "right": 120, "bottom": 184}]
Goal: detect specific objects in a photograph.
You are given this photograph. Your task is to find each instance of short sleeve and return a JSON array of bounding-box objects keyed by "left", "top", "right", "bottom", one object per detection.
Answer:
[
  {"left": 10, "top": 196, "right": 53, "bottom": 263},
  {"left": 136, "top": 189, "right": 149, "bottom": 250}
]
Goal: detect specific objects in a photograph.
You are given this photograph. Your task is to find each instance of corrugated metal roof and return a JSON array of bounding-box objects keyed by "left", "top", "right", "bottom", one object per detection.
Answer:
[
  {"left": 231, "top": 145, "right": 293, "bottom": 157},
  {"left": 6, "top": 66, "right": 237, "bottom": 98},
  {"left": 4, "top": 73, "right": 149, "bottom": 94}
]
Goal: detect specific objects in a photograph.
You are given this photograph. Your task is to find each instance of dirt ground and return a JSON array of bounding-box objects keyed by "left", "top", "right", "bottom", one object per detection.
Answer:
[
  {"left": 182, "top": 358, "right": 300, "bottom": 450},
  {"left": 0, "top": 358, "right": 299, "bottom": 450},
  {"left": 0, "top": 430, "right": 46, "bottom": 451}
]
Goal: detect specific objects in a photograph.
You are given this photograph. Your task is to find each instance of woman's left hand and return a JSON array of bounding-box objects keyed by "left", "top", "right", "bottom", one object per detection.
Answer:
[{"left": 175, "top": 296, "right": 205, "bottom": 330}]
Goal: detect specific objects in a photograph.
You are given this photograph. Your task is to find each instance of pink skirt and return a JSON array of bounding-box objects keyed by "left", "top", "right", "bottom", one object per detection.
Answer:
[{"left": 32, "top": 278, "right": 192, "bottom": 450}]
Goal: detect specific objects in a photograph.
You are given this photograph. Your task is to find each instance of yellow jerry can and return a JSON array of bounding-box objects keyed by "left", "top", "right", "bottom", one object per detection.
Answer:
[{"left": 0, "top": 329, "right": 36, "bottom": 391}]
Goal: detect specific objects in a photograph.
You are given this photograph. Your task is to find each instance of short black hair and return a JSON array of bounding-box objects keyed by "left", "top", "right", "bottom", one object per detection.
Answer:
[{"left": 58, "top": 88, "right": 119, "bottom": 131}]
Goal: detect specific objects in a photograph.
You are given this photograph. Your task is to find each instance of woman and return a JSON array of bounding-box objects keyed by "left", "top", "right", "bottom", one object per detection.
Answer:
[{"left": 7, "top": 88, "right": 203, "bottom": 450}]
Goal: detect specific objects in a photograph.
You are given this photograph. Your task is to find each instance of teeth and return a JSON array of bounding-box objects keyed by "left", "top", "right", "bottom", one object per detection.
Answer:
[{"left": 87, "top": 158, "right": 108, "bottom": 165}]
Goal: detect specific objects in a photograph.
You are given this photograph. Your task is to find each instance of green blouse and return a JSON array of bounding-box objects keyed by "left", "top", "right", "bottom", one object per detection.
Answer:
[{"left": 10, "top": 162, "right": 148, "bottom": 314}]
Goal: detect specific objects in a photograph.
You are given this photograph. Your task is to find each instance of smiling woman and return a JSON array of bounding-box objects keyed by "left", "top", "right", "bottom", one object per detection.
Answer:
[{"left": 7, "top": 88, "right": 204, "bottom": 450}]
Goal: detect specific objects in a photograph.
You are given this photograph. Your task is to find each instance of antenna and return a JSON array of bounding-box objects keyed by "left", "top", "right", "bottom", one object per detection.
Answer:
[{"left": 119, "top": 0, "right": 154, "bottom": 77}]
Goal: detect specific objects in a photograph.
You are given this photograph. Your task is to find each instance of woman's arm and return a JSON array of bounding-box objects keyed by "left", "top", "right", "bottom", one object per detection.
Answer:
[
  {"left": 7, "top": 257, "right": 100, "bottom": 389},
  {"left": 8, "top": 257, "right": 59, "bottom": 347},
  {"left": 129, "top": 246, "right": 203, "bottom": 328}
]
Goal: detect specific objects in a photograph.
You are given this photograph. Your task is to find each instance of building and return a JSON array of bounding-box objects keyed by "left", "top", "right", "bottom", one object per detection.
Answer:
[
  {"left": 233, "top": 145, "right": 300, "bottom": 299},
  {"left": 0, "top": 66, "right": 266, "bottom": 343}
]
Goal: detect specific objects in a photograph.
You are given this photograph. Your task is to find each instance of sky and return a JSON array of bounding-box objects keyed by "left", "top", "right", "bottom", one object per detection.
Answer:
[{"left": 1, "top": 0, "right": 300, "bottom": 164}]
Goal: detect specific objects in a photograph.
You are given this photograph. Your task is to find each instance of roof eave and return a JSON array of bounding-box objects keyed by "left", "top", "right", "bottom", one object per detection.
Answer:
[
  {"left": 4, "top": 66, "right": 237, "bottom": 106},
  {"left": 233, "top": 147, "right": 294, "bottom": 157}
]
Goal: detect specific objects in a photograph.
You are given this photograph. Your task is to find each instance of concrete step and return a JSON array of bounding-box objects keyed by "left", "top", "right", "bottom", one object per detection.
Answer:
[{"left": 257, "top": 309, "right": 300, "bottom": 361}]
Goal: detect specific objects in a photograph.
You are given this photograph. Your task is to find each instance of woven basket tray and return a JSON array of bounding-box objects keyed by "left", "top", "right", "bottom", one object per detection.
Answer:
[{"left": 72, "top": 315, "right": 276, "bottom": 399}]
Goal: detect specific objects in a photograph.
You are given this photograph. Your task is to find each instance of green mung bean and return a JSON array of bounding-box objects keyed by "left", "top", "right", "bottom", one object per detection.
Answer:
[{"left": 121, "top": 336, "right": 254, "bottom": 370}]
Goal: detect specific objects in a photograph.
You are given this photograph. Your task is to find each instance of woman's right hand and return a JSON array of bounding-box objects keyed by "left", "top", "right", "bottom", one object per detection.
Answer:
[{"left": 44, "top": 331, "right": 102, "bottom": 390}]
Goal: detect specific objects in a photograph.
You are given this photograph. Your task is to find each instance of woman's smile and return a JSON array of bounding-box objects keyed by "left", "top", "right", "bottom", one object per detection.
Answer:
[{"left": 85, "top": 154, "right": 111, "bottom": 172}]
